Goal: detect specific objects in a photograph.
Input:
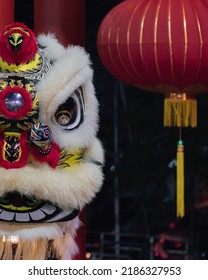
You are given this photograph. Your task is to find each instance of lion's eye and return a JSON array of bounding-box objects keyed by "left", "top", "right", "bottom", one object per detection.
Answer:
[
  {"left": 53, "top": 87, "right": 84, "bottom": 130},
  {"left": 55, "top": 110, "right": 71, "bottom": 126}
]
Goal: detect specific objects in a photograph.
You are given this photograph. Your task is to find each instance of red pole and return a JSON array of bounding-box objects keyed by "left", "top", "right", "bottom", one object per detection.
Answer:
[
  {"left": 0, "top": 0, "right": 14, "bottom": 31},
  {"left": 34, "top": 0, "right": 85, "bottom": 47},
  {"left": 34, "top": 0, "right": 86, "bottom": 260}
]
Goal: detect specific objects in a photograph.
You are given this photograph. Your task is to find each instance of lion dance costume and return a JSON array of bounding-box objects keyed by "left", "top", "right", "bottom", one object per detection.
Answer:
[{"left": 0, "top": 23, "right": 104, "bottom": 260}]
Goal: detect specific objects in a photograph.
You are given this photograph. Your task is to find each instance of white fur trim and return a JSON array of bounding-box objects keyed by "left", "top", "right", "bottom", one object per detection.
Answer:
[
  {"left": 0, "top": 158, "right": 103, "bottom": 210},
  {"left": 55, "top": 217, "right": 80, "bottom": 259},
  {"left": 0, "top": 218, "right": 80, "bottom": 259},
  {"left": 36, "top": 38, "right": 99, "bottom": 149},
  {"left": 85, "top": 138, "right": 105, "bottom": 164},
  {"left": 53, "top": 232, "right": 79, "bottom": 260},
  {"left": 0, "top": 217, "right": 80, "bottom": 260},
  {"left": 37, "top": 33, "right": 65, "bottom": 60},
  {"left": 0, "top": 222, "right": 63, "bottom": 240}
]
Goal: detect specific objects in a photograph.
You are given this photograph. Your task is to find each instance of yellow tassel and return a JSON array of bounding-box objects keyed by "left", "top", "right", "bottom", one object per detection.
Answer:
[
  {"left": 176, "top": 140, "right": 185, "bottom": 218},
  {"left": 164, "top": 96, "right": 197, "bottom": 127}
]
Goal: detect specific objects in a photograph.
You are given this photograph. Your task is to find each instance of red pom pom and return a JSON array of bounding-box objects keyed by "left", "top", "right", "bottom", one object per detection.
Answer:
[
  {"left": 0, "top": 22, "right": 38, "bottom": 64},
  {"left": 30, "top": 141, "right": 61, "bottom": 168}
]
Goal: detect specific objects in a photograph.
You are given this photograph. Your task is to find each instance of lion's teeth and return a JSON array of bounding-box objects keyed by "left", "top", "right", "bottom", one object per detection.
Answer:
[
  {"left": 46, "top": 209, "right": 73, "bottom": 222},
  {"left": 40, "top": 203, "right": 56, "bottom": 215},
  {"left": 15, "top": 212, "right": 30, "bottom": 222},
  {"left": 0, "top": 211, "right": 14, "bottom": 221},
  {"left": 29, "top": 209, "right": 46, "bottom": 221}
]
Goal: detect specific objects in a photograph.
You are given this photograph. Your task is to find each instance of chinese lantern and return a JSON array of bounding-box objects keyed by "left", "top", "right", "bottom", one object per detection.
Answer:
[{"left": 97, "top": 0, "right": 208, "bottom": 218}]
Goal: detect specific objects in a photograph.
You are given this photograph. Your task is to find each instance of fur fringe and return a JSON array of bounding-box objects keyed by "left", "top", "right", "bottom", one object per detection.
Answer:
[
  {"left": 0, "top": 222, "right": 63, "bottom": 240},
  {"left": 0, "top": 218, "right": 80, "bottom": 260},
  {"left": 0, "top": 238, "right": 47, "bottom": 260},
  {"left": 0, "top": 236, "right": 79, "bottom": 260}
]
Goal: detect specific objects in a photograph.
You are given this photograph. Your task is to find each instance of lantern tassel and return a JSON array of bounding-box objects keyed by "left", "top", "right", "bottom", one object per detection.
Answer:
[
  {"left": 176, "top": 139, "right": 185, "bottom": 218},
  {"left": 164, "top": 96, "right": 197, "bottom": 127}
]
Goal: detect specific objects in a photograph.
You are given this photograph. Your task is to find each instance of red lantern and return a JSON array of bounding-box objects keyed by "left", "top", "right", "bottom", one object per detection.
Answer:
[
  {"left": 97, "top": 0, "right": 208, "bottom": 218},
  {"left": 97, "top": 0, "right": 208, "bottom": 127}
]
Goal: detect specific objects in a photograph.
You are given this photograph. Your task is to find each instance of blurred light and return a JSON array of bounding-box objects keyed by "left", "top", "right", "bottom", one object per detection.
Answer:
[
  {"left": 169, "top": 222, "right": 175, "bottom": 229},
  {"left": 85, "top": 252, "right": 91, "bottom": 259},
  {"left": 168, "top": 159, "right": 177, "bottom": 168},
  {"left": 2, "top": 235, "right": 19, "bottom": 244}
]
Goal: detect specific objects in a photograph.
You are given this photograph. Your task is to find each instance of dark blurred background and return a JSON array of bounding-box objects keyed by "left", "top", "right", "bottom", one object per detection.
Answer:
[{"left": 13, "top": 0, "right": 208, "bottom": 259}]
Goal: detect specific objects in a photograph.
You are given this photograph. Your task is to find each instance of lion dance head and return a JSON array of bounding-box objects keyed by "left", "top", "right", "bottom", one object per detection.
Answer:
[{"left": 0, "top": 23, "right": 104, "bottom": 260}]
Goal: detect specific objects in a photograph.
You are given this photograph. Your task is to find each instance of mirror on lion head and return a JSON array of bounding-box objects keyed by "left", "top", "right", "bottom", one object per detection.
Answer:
[{"left": 0, "top": 22, "right": 104, "bottom": 260}]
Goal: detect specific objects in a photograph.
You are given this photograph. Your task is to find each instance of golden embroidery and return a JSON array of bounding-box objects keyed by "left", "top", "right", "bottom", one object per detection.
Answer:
[{"left": 58, "top": 149, "right": 84, "bottom": 169}]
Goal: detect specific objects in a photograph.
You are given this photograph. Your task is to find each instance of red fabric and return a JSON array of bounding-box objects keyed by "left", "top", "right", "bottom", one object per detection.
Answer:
[
  {"left": 0, "top": 130, "right": 60, "bottom": 169},
  {"left": 0, "top": 86, "right": 32, "bottom": 119},
  {"left": 97, "top": 0, "right": 208, "bottom": 94},
  {"left": 0, "top": 131, "right": 29, "bottom": 169},
  {"left": 0, "top": 22, "right": 38, "bottom": 64},
  {"left": 29, "top": 141, "right": 60, "bottom": 168}
]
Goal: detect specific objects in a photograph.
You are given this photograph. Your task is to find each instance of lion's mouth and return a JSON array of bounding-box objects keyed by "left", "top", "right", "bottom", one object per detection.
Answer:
[{"left": 0, "top": 192, "right": 79, "bottom": 223}]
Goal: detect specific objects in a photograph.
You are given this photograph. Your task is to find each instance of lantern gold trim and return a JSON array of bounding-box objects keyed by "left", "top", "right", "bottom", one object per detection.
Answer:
[{"left": 164, "top": 93, "right": 197, "bottom": 127}]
